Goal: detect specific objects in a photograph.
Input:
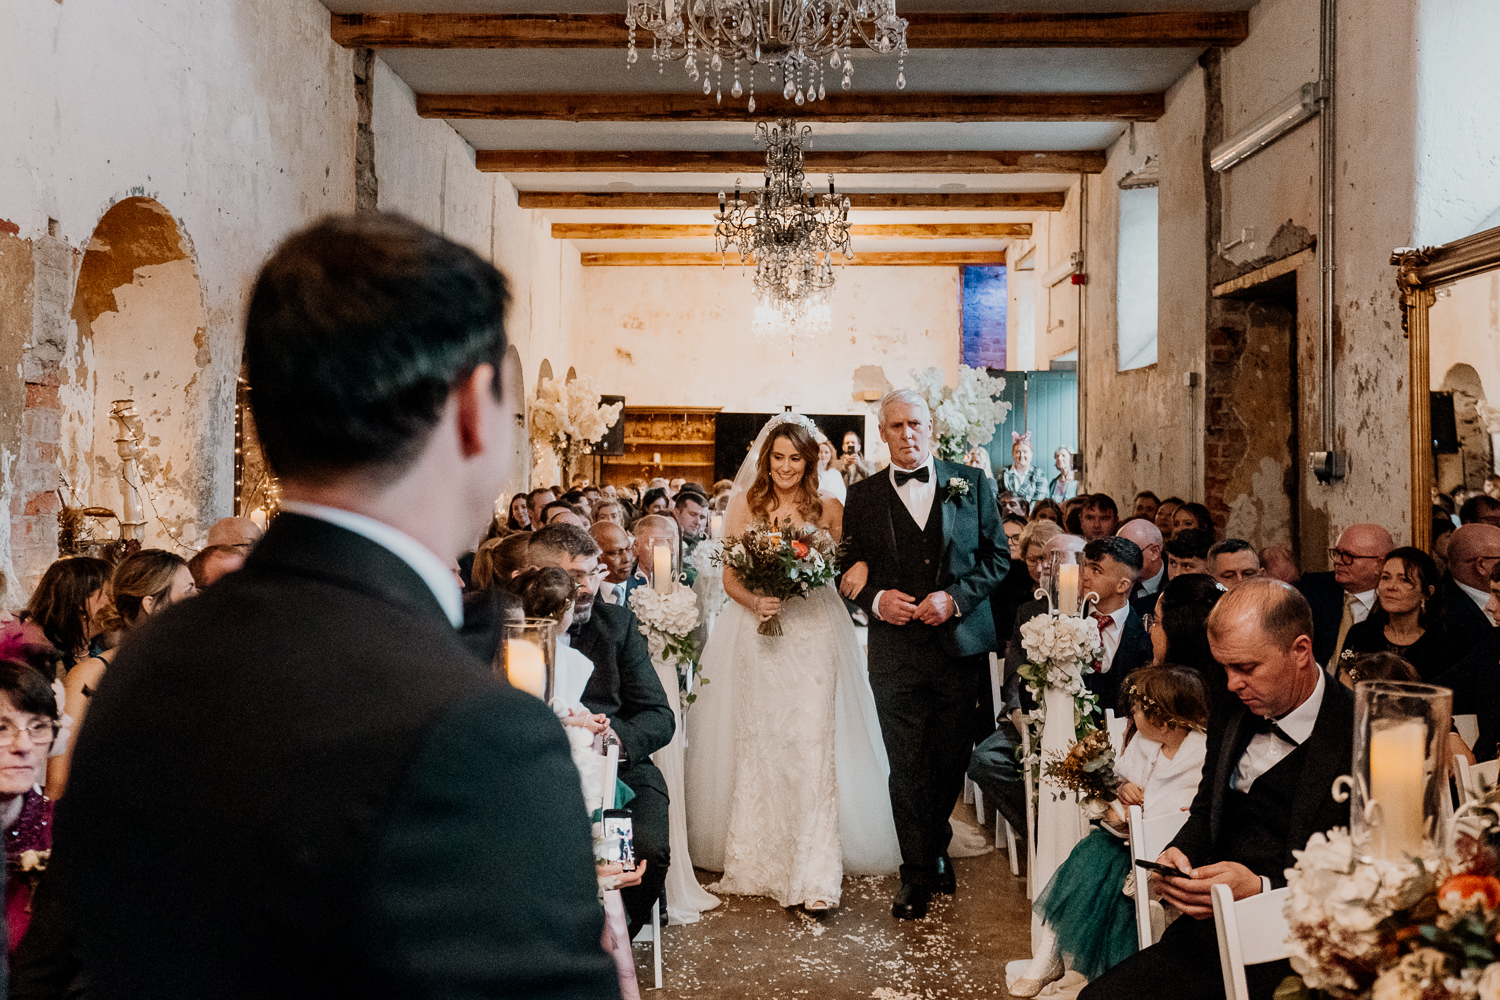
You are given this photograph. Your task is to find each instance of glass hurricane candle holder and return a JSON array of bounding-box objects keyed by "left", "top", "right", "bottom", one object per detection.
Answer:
[
  {"left": 1350, "top": 680, "right": 1452, "bottom": 863},
  {"left": 501, "top": 617, "right": 557, "bottom": 703},
  {"left": 647, "top": 539, "right": 681, "bottom": 594},
  {"left": 1040, "top": 549, "right": 1092, "bottom": 617}
]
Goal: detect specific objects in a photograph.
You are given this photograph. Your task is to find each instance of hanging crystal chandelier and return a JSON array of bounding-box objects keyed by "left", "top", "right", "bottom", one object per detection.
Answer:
[
  {"left": 624, "top": 0, "right": 908, "bottom": 110},
  {"left": 715, "top": 119, "right": 852, "bottom": 331}
]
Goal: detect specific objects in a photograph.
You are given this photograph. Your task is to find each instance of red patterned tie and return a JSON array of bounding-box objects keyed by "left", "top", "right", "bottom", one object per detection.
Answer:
[{"left": 1092, "top": 611, "right": 1113, "bottom": 673}]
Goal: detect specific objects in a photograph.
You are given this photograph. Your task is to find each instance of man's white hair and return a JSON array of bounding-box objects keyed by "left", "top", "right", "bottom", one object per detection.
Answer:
[{"left": 878, "top": 388, "right": 931, "bottom": 425}]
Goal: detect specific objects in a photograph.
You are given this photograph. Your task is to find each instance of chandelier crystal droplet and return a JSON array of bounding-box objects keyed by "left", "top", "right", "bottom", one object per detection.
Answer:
[
  {"left": 624, "top": 0, "right": 908, "bottom": 110},
  {"left": 714, "top": 120, "right": 852, "bottom": 333}
]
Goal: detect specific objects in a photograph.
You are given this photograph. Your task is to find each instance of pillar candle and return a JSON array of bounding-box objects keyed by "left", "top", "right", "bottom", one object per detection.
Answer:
[
  {"left": 652, "top": 542, "right": 673, "bottom": 593},
  {"left": 248, "top": 507, "right": 268, "bottom": 531},
  {"left": 505, "top": 639, "right": 546, "bottom": 699},
  {"left": 1057, "top": 563, "right": 1080, "bottom": 617},
  {"left": 1370, "top": 718, "right": 1427, "bottom": 860},
  {"left": 710, "top": 513, "right": 725, "bottom": 539}
]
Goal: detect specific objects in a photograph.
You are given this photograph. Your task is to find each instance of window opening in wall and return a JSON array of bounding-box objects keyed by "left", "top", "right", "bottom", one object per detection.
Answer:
[
  {"left": 961, "top": 265, "right": 1008, "bottom": 369},
  {"left": 1117, "top": 186, "right": 1159, "bottom": 371}
]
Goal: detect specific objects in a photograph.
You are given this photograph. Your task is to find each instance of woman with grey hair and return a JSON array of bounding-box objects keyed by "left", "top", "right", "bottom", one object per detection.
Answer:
[{"left": 1049, "top": 445, "right": 1079, "bottom": 503}]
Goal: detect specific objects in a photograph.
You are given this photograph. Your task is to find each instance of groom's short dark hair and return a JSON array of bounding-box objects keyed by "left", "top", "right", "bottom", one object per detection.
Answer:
[{"left": 245, "top": 213, "right": 510, "bottom": 481}]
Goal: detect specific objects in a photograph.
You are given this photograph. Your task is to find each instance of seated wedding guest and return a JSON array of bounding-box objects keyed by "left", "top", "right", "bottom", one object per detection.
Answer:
[
  {"left": 526, "top": 486, "right": 557, "bottom": 530},
  {"left": 1149, "top": 573, "right": 1228, "bottom": 700},
  {"left": 471, "top": 532, "right": 531, "bottom": 590},
  {"left": 1433, "top": 516, "right": 1456, "bottom": 570},
  {"left": 505, "top": 493, "right": 531, "bottom": 532},
  {"left": 1438, "top": 562, "right": 1500, "bottom": 761},
  {"left": 1014, "top": 666, "right": 1211, "bottom": 996},
  {"left": 964, "top": 443, "right": 995, "bottom": 478},
  {"left": 1133, "top": 491, "right": 1161, "bottom": 522},
  {"left": 1118, "top": 519, "right": 1166, "bottom": 616},
  {"left": 1002, "top": 432, "right": 1050, "bottom": 508},
  {"left": 1080, "top": 493, "right": 1121, "bottom": 541},
  {"left": 1171, "top": 501, "right": 1215, "bottom": 539},
  {"left": 668, "top": 477, "right": 686, "bottom": 497},
  {"left": 0, "top": 661, "right": 62, "bottom": 955},
  {"left": 999, "top": 490, "right": 1029, "bottom": 518},
  {"left": 1260, "top": 544, "right": 1301, "bottom": 585},
  {"left": 1297, "top": 523, "right": 1396, "bottom": 666},
  {"left": 1062, "top": 496, "right": 1087, "bottom": 535},
  {"left": 1078, "top": 536, "right": 1154, "bottom": 710},
  {"left": 1461, "top": 493, "right": 1500, "bottom": 527},
  {"left": 624, "top": 515, "right": 679, "bottom": 596},
  {"left": 1337, "top": 651, "right": 1474, "bottom": 767},
  {"left": 672, "top": 488, "right": 711, "bottom": 550},
  {"left": 1030, "top": 498, "right": 1064, "bottom": 525},
  {"left": 838, "top": 430, "right": 875, "bottom": 486},
  {"left": 58, "top": 214, "right": 617, "bottom": 1000},
  {"left": 816, "top": 434, "right": 848, "bottom": 503},
  {"left": 188, "top": 544, "right": 244, "bottom": 589},
  {"left": 1165, "top": 528, "right": 1214, "bottom": 579},
  {"left": 1153, "top": 497, "right": 1184, "bottom": 540},
  {"left": 1208, "top": 539, "right": 1262, "bottom": 590},
  {"left": 1049, "top": 446, "right": 1079, "bottom": 504},
  {"left": 48, "top": 549, "right": 197, "bottom": 797},
  {"left": 529, "top": 523, "right": 675, "bottom": 939},
  {"left": 1339, "top": 547, "right": 1452, "bottom": 680},
  {"left": 640, "top": 487, "right": 670, "bottom": 516},
  {"left": 590, "top": 522, "right": 634, "bottom": 606},
  {"left": 592, "top": 500, "right": 625, "bottom": 527},
  {"left": 543, "top": 501, "right": 589, "bottom": 529},
  {"left": 205, "top": 516, "right": 263, "bottom": 554},
  {"left": 509, "top": 567, "right": 600, "bottom": 712},
  {"left": 1441, "top": 524, "right": 1500, "bottom": 644},
  {"left": 1002, "top": 515, "right": 1028, "bottom": 561},
  {"left": 1080, "top": 579, "right": 1355, "bottom": 1000},
  {"left": 6, "top": 557, "right": 112, "bottom": 670},
  {"left": 990, "top": 519, "right": 1060, "bottom": 669}
]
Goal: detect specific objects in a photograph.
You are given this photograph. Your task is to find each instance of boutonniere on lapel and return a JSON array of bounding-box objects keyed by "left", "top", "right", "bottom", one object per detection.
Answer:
[{"left": 945, "top": 478, "right": 970, "bottom": 504}]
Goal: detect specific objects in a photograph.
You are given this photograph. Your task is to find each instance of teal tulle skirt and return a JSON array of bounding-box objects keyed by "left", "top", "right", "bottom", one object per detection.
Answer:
[{"left": 1033, "top": 826, "right": 1138, "bottom": 980}]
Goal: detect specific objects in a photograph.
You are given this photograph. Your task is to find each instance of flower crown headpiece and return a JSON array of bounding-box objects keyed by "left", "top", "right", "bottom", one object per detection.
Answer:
[
  {"left": 1124, "top": 681, "right": 1208, "bottom": 734},
  {"left": 766, "top": 413, "right": 819, "bottom": 437}
]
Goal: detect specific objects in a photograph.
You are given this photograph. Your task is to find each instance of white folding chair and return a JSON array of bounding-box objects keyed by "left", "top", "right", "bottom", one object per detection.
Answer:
[
  {"left": 604, "top": 744, "right": 662, "bottom": 990},
  {"left": 1105, "top": 709, "right": 1128, "bottom": 755},
  {"left": 1211, "top": 884, "right": 1291, "bottom": 1000},
  {"left": 1020, "top": 713, "right": 1037, "bottom": 898},
  {"left": 1455, "top": 714, "right": 1480, "bottom": 750},
  {"left": 1456, "top": 756, "right": 1500, "bottom": 804},
  {"left": 986, "top": 652, "right": 1021, "bottom": 875},
  {"left": 1127, "top": 804, "right": 1191, "bottom": 949}
]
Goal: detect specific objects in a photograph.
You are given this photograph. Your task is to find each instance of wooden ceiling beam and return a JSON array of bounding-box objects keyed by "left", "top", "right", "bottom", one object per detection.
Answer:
[
  {"left": 332, "top": 11, "right": 1247, "bottom": 49},
  {"left": 418, "top": 91, "right": 1163, "bottom": 123},
  {"left": 554, "top": 223, "right": 1031, "bottom": 239},
  {"left": 580, "top": 251, "right": 1006, "bottom": 266},
  {"left": 517, "top": 191, "right": 1068, "bottom": 211},
  {"left": 478, "top": 149, "right": 1105, "bottom": 174}
]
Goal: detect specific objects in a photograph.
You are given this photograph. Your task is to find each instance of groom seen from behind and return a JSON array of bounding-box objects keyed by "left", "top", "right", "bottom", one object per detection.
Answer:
[{"left": 840, "top": 389, "right": 1009, "bottom": 919}]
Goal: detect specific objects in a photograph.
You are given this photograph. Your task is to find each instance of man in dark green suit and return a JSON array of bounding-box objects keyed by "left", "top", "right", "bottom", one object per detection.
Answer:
[{"left": 58, "top": 215, "right": 619, "bottom": 1000}]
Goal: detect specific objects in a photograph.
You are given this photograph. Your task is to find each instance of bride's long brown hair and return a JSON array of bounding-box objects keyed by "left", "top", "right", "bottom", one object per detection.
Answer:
[{"left": 746, "top": 422, "right": 826, "bottom": 524}]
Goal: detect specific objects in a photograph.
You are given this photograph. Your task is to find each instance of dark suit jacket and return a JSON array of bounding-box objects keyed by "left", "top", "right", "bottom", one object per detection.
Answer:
[
  {"left": 1005, "top": 598, "right": 1151, "bottom": 715},
  {"left": 1169, "top": 678, "right": 1355, "bottom": 887},
  {"left": 1439, "top": 574, "right": 1493, "bottom": 661},
  {"left": 56, "top": 514, "right": 618, "bottom": 1000},
  {"left": 1296, "top": 571, "right": 1347, "bottom": 667},
  {"left": 841, "top": 459, "right": 1009, "bottom": 658},
  {"left": 1438, "top": 627, "right": 1500, "bottom": 762},
  {"left": 572, "top": 594, "right": 675, "bottom": 769}
]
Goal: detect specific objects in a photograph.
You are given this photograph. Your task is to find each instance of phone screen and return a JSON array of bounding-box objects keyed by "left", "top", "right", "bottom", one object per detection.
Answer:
[{"left": 602, "top": 810, "right": 636, "bottom": 872}]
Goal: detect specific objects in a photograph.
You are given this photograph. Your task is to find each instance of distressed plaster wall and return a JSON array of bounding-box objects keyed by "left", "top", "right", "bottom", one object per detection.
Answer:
[{"left": 0, "top": 0, "right": 357, "bottom": 596}]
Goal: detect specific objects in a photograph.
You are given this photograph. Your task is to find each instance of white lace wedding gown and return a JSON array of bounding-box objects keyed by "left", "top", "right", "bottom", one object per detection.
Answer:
[{"left": 685, "top": 540, "right": 902, "bottom": 907}]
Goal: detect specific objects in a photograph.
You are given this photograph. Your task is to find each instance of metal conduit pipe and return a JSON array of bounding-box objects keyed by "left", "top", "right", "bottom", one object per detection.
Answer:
[{"left": 1318, "top": 0, "right": 1340, "bottom": 464}]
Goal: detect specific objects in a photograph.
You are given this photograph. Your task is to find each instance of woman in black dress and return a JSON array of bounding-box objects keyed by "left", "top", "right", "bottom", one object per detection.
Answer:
[{"left": 1340, "top": 547, "right": 1451, "bottom": 682}]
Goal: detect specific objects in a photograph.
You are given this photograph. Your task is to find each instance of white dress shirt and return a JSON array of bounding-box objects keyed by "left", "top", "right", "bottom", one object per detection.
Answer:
[
  {"left": 279, "top": 501, "right": 464, "bottom": 628},
  {"left": 1232, "top": 668, "right": 1325, "bottom": 793},
  {"left": 1348, "top": 588, "right": 1377, "bottom": 624},
  {"left": 1458, "top": 580, "right": 1496, "bottom": 625},
  {"left": 599, "top": 581, "right": 628, "bottom": 605},
  {"left": 1135, "top": 564, "right": 1166, "bottom": 601},
  {"left": 1094, "top": 602, "right": 1130, "bottom": 673},
  {"left": 872, "top": 455, "right": 938, "bottom": 622}
]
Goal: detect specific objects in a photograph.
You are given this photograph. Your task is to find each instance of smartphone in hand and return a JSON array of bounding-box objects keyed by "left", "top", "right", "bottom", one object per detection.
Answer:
[{"left": 1134, "top": 858, "right": 1191, "bottom": 880}]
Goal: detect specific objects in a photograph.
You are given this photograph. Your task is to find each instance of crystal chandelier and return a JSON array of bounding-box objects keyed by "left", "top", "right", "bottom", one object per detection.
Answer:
[
  {"left": 715, "top": 119, "right": 852, "bottom": 331},
  {"left": 624, "top": 0, "right": 908, "bottom": 110}
]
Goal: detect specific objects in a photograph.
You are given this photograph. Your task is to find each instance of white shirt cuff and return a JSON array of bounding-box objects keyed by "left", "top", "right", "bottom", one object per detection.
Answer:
[{"left": 872, "top": 590, "right": 887, "bottom": 622}]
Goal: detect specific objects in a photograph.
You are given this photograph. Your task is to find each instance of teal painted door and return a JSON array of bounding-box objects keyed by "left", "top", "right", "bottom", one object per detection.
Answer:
[{"left": 982, "top": 370, "right": 1079, "bottom": 486}]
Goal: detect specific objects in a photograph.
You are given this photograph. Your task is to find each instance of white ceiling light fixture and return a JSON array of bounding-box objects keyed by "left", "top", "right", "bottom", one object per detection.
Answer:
[
  {"left": 625, "top": 0, "right": 908, "bottom": 111},
  {"left": 1210, "top": 83, "right": 1324, "bottom": 173}
]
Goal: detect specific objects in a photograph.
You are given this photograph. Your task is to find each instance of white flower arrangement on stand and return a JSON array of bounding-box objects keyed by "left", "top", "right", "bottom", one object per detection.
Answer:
[
  {"left": 1017, "top": 611, "right": 1102, "bottom": 731},
  {"left": 529, "top": 374, "right": 623, "bottom": 483},
  {"left": 910, "top": 364, "right": 1013, "bottom": 463},
  {"left": 628, "top": 585, "right": 704, "bottom": 709}
]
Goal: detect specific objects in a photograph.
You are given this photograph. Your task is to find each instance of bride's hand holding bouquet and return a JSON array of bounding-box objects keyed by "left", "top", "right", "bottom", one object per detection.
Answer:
[{"left": 715, "top": 519, "right": 841, "bottom": 636}]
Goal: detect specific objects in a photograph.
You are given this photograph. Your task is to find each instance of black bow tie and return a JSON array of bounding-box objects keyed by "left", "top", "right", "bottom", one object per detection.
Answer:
[
  {"left": 1247, "top": 712, "right": 1300, "bottom": 747},
  {"left": 894, "top": 466, "right": 930, "bottom": 487}
]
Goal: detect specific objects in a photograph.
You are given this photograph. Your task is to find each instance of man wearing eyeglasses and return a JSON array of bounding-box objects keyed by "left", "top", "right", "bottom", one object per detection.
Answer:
[
  {"left": 1440, "top": 524, "right": 1500, "bottom": 654},
  {"left": 1295, "top": 524, "right": 1394, "bottom": 667}
]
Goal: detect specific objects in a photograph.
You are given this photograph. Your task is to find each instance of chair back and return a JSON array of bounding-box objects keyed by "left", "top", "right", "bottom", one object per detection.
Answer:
[
  {"left": 988, "top": 652, "right": 1004, "bottom": 727},
  {"left": 1211, "top": 884, "right": 1291, "bottom": 1000},
  {"left": 1128, "top": 804, "right": 1191, "bottom": 949},
  {"left": 602, "top": 742, "right": 620, "bottom": 811},
  {"left": 1020, "top": 713, "right": 1036, "bottom": 899},
  {"left": 1457, "top": 756, "right": 1499, "bottom": 804},
  {"left": 1455, "top": 714, "right": 1480, "bottom": 750},
  {"left": 1105, "top": 709, "right": 1129, "bottom": 755}
]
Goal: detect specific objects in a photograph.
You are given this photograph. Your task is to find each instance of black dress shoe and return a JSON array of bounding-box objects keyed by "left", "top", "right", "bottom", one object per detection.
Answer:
[
  {"left": 892, "top": 883, "right": 930, "bottom": 920},
  {"left": 935, "top": 854, "right": 957, "bottom": 895}
]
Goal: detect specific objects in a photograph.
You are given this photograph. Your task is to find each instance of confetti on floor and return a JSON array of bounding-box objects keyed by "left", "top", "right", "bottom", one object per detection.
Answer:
[{"left": 636, "top": 803, "right": 1034, "bottom": 998}]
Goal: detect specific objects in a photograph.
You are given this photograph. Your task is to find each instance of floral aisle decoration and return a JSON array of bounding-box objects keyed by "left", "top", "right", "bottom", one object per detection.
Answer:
[
  {"left": 627, "top": 585, "right": 703, "bottom": 709},
  {"left": 713, "top": 519, "right": 840, "bottom": 636},
  {"left": 1017, "top": 611, "right": 1103, "bottom": 732},
  {"left": 529, "top": 375, "right": 624, "bottom": 482},
  {"left": 1282, "top": 786, "right": 1500, "bottom": 1000},
  {"left": 1041, "top": 727, "right": 1122, "bottom": 814},
  {"left": 910, "top": 364, "right": 1013, "bottom": 463}
]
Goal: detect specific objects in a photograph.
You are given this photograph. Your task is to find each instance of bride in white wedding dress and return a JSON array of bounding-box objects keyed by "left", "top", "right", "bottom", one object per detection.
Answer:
[{"left": 685, "top": 413, "right": 902, "bottom": 911}]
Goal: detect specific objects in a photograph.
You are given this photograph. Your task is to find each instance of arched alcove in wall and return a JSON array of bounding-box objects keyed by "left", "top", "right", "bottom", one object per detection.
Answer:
[
  {"left": 501, "top": 344, "right": 529, "bottom": 493},
  {"left": 66, "top": 197, "right": 210, "bottom": 552},
  {"left": 538, "top": 359, "right": 554, "bottom": 385},
  {"left": 565, "top": 366, "right": 577, "bottom": 383}
]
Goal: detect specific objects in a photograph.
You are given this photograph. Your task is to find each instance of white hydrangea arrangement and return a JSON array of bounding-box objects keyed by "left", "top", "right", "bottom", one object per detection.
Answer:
[
  {"left": 529, "top": 374, "right": 624, "bottom": 480},
  {"left": 910, "top": 364, "right": 1013, "bottom": 462},
  {"left": 627, "top": 585, "right": 703, "bottom": 707},
  {"left": 1016, "top": 611, "right": 1102, "bottom": 727}
]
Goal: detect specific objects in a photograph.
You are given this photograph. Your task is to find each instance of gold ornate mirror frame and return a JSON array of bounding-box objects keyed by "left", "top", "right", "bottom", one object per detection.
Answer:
[{"left": 1393, "top": 224, "right": 1500, "bottom": 550}]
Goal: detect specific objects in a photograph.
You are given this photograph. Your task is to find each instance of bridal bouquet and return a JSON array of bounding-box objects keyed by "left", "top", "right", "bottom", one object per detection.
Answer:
[
  {"left": 1016, "top": 611, "right": 1102, "bottom": 728},
  {"left": 1041, "top": 727, "right": 1121, "bottom": 812},
  {"left": 910, "top": 364, "right": 1012, "bottom": 462},
  {"left": 1282, "top": 792, "right": 1500, "bottom": 1000},
  {"left": 627, "top": 586, "right": 703, "bottom": 708},
  {"left": 714, "top": 519, "right": 839, "bottom": 636}
]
